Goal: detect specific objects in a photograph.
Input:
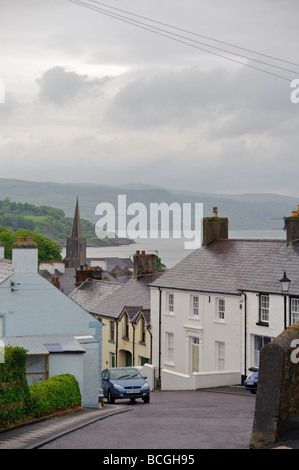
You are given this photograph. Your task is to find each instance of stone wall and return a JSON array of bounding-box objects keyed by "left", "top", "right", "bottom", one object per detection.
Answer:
[{"left": 250, "top": 321, "right": 299, "bottom": 449}]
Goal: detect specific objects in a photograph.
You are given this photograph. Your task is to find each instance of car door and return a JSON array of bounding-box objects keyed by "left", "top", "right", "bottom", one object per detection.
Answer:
[{"left": 102, "top": 369, "right": 108, "bottom": 397}]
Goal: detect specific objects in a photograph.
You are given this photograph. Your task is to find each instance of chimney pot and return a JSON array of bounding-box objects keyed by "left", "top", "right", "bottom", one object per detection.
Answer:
[{"left": 212, "top": 207, "right": 218, "bottom": 217}]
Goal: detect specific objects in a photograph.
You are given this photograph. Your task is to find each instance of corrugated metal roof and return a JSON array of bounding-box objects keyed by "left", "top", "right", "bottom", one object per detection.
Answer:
[{"left": 2, "top": 334, "right": 88, "bottom": 355}]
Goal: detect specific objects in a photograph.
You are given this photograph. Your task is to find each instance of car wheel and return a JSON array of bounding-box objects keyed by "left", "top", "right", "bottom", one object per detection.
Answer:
[
  {"left": 108, "top": 390, "right": 115, "bottom": 404},
  {"left": 250, "top": 390, "right": 257, "bottom": 395},
  {"left": 130, "top": 398, "right": 136, "bottom": 404},
  {"left": 143, "top": 396, "right": 150, "bottom": 403}
]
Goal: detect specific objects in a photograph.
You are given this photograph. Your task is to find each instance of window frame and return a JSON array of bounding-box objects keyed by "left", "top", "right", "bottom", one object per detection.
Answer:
[
  {"left": 253, "top": 335, "right": 272, "bottom": 367},
  {"left": 140, "top": 316, "right": 146, "bottom": 343},
  {"left": 257, "top": 293, "right": 270, "bottom": 326},
  {"left": 191, "top": 295, "right": 199, "bottom": 318},
  {"left": 216, "top": 341, "right": 225, "bottom": 370},
  {"left": 109, "top": 320, "right": 115, "bottom": 342},
  {"left": 291, "top": 297, "right": 299, "bottom": 325},
  {"left": 216, "top": 298, "right": 225, "bottom": 322},
  {"left": 165, "top": 332, "right": 174, "bottom": 364},
  {"left": 167, "top": 292, "right": 174, "bottom": 315}
]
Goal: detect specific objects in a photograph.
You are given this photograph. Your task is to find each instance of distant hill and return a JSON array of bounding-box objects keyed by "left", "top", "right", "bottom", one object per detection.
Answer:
[{"left": 0, "top": 177, "right": 298, "bottom": 232}]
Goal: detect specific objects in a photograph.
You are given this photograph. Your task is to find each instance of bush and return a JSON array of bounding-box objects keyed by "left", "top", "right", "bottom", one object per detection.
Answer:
[
  {"left": 26, "top": 374, "right": 81, "bottom": 419},
  {"left": 0, "top": 347, "right": 30, "bottom": 428}
]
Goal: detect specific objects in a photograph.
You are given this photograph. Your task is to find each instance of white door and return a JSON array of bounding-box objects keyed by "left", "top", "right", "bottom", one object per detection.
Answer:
[{"left": 191, "top": 337, "right": 200, "bottom": 373}]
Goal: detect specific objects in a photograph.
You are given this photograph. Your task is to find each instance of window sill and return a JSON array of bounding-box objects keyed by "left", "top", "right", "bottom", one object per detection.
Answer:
[
  {"left": 214, "top": 320, "right": 226, "bottom": 325},
  {"left": 108, "top": 340, "right": 115, "bottom": 344},
  {"left": 256, "top": 321, "right": 269, "bottom": 327},
  {"left": 138, "top": 341, "right": 146, "bottom": 346},
  {"left": 122, "top": 336, "right": 129, "bottom": 341}
]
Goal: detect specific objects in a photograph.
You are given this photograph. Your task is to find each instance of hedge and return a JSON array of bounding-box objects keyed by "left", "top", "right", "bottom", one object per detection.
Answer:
[
  {"left": 0, "top": 346, "right": 30, "bottom": 428},
  {"left": 0, "top": 346, "right": 82, "bottom": 428},
  {"left": 26, "top": 374, "right": 82, "bottom": 419}
]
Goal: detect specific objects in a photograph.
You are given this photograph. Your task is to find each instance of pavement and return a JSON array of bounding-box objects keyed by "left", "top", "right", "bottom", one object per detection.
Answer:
[{"left": 0, "top": 403, "right": 132, "bottom": 449}]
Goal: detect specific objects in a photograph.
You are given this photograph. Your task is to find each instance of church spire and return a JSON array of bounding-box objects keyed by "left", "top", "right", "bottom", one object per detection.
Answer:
[
  {"left": 64, "top": 197, "right": 86, "bottom": 268},
  {"left": 71, "top": 196, "right": 82, "bottom": 239}
]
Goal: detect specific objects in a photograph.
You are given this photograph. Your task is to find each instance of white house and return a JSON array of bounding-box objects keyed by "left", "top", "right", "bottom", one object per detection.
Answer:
[
  {"left": 150, "top": 207, "right": 299, "bottom": 391},
  {"left": 0, "top": 237, "right": 102, "bottom": 408}
]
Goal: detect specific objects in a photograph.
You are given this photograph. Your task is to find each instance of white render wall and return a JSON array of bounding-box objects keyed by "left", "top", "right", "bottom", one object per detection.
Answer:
[
  {"left": 151, "top": 287, "right": 243, "bottom": 390},
  {"left": 244, "top": 291, "right": 286, "bottom": 375}
]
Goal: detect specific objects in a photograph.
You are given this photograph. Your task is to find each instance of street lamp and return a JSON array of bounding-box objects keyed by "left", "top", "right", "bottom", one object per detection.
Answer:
[{"left": 280, "top": 271, "right": 291, "bottom": 329}]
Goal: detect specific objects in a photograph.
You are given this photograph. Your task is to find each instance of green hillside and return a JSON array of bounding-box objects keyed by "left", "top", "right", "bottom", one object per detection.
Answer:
[{"left": 0, "top": 198, "right": 109, "bottom": 245}]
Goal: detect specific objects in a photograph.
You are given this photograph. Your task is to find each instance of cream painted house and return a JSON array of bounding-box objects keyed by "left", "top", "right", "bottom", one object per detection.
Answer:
[{"left": 70, "top": 252, "right": 160, "bottom": 370}]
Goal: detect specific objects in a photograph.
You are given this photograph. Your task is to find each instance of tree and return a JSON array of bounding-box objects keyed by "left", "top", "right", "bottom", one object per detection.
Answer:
[{"left": 0, "top": 228, "right": 62, "bottom": 263}]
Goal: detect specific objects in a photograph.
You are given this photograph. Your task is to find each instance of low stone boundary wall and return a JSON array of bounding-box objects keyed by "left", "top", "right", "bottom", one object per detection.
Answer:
[
  {"left": 250, "top": 321, "right": 299, "bottom": 449},
  {"left": 160, "top": 368, "right": 240, "bottom": 391}
]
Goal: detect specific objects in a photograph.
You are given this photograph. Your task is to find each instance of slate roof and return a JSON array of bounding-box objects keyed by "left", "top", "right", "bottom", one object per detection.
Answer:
[
  {"left": 120, "top": 306, "right": 151, "bottom": 325},
  {"left": 149, "top": 239, "right": 299, "bottom": 296},
  {"left": 70, "top": 273, "right": 161, "bottom": 319},
  {"left": 0, "top": 259, "right": 13, "bottom": 284},
  {"left": 38, "top": 267, "right": 77, "bottom": 295}
]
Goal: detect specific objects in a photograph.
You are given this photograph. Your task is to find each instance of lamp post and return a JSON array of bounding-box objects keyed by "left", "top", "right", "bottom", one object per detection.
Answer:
[{"left": 280, "top": 271, "right": 291, "bottom": 330}]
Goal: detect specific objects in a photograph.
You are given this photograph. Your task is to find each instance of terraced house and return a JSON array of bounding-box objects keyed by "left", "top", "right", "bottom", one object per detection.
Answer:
[
  {"left": 70, "top": 251, "right": 161, "bottom": 370},
  {"left": 150, "top": 207, "right": 299, "bottom": 391}
]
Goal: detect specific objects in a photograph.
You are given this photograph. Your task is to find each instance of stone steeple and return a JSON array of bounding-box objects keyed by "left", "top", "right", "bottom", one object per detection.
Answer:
[{"left": 64, "top": 197, "right": 87, "bottom": 268}]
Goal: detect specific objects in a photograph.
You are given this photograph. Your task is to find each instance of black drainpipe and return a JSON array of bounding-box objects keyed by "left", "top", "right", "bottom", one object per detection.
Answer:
[
  {"left": 147, "top": 325, "right": 153, "bottom": 364},
  {"left": 115, "top": 320, "right": 118, "bottom": 367},
  {"left": 241, "top": 291, "right": 247, "bottom": 384},
  {"left": 132, "top": 323, "right": 135, "bottom": 366},
  {"left": 158, "top": 287, "right": 162, "bottom": 383}
]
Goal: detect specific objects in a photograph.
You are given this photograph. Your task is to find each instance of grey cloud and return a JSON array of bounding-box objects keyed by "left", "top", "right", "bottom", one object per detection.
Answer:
[{"left": 36, "top": 67, "right": 109, "bottom": 106}]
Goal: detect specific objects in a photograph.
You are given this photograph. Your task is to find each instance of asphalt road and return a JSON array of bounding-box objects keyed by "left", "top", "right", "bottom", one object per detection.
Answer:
[{"left": 40, "top": 388, "right": 256, "bottom": 450}]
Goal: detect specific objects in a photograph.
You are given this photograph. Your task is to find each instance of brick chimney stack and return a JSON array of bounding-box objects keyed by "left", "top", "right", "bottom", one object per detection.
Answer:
[
  {"left": 285, "top": 205, "right": 299, "bottom": 246},
  {"left": 75, "top": 266, "right": 102, "bottom": 287},
  {"left": 133, "top": 251, "right": 158, "bottom": 279},
  {"left": 202, "top": 207, "right": 229, "bottom": 246}
]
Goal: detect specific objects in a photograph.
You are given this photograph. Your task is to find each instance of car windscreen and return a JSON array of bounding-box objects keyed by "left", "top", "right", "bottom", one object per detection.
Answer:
[{"left": 109, "top": 369, "right": 143, "bottom": 380}]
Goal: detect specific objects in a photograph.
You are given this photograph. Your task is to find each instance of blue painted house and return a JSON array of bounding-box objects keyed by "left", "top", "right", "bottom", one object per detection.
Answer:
[{"left": 0, "top": 237, "right": 102, "bottom": 408}]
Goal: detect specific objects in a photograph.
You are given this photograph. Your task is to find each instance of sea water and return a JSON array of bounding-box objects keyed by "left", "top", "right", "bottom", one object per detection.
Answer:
[{"left": 62, "top": 229, "right": 285, "bottom": 269}]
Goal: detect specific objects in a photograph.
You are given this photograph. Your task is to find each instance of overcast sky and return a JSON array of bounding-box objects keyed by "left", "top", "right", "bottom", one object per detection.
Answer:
[{"left": 1, "top": 0, "right": 299, "bottom": 196}]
